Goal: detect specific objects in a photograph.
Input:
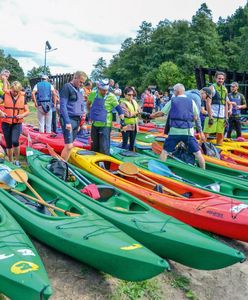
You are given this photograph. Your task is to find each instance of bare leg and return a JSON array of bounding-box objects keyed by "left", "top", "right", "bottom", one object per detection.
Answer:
[
  {"left": 13, "top": 146, "right": 20, "bottom": 161},
  {"left": 194, "top": 150, "right": 205, "bottom": 169},
  {"left": 61, "top": 143, "right": 73, "bottom": 161},
  {"left": 6, "top": 148, "right": 13, "bottom": 162},
  {"left": 160, "top": 149, "right": 168, "bottom": 161},
  {"left": 216, "top": 133, "right": 224, "bottom": 145}
]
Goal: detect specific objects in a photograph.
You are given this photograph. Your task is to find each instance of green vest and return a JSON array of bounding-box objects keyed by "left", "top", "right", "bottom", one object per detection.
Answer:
[
  {"left": 120, "top": 98, "right": 139, "bottom": 125},
  {"left": 212, "top": 83, "right": 227, "bottom": 105}
]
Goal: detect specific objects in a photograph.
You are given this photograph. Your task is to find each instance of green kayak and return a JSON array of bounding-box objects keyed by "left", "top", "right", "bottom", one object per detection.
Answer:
[
  {"left": 26, "top": 147, "right": 245, "bottom": 270},
  {"left": 136, "top": 145, "right": 248, "bottom": 182},
  {"left": 0, "top": 202, "right": 52, "bottom": 300},
  {"left": 0, "top": 161, "right": 168, "bottom": 281},
  {"left": 111, "top": 147, "right": 248, "bottom": 204}
]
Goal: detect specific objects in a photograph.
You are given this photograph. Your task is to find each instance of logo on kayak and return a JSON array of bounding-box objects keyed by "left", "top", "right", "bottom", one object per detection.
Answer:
[
  {"left": 0, "top": 254, "right": 14, "bottom": 260},
  {"left": 120, "top": 244, "right": 142, "bottom": 250},
  {"left": 206, "top": 210, "right": 224, "bottom": 218},
  {"left": 26, "top": 150, "right": 34, "bottom": 156},
  {"left": 17, "top": 249, "right": 35, "bottom": 256},
  {"left": 11, "top": 261, "right": 39, "bottom": 274},
  {"left": 231, "top": 204, "right": 248, "bottom": 214}
]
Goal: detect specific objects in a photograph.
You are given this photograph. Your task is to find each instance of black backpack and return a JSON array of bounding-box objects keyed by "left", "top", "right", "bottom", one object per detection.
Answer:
[
  {"left": 47, "top": 158, "right": 68, "bottom": 181},
  {"left": 172, "top": 141, "right": 196, "bottom": 165}
]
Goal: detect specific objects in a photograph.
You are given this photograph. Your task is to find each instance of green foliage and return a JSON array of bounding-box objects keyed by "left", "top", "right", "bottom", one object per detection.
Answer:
[
  {"left": 90, "top": 57, "right": 107, "bottom": 81},
  {"left": 0, "top": 50, "right": 25, "bottom": 82},
  {"left": 27, "top": 66, "right": 51, "bottom": 79},
  {"left": 101, "top": 2, "right": 247, "bottom": 93},
  {"left": 110, "top": 279, "right": 161, "bottom": 300},
  {"left": 156, "top": 61, "right": 182, "bottom": 91}
]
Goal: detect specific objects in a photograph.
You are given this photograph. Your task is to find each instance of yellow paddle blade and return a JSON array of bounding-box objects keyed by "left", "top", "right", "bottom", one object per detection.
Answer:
[
  {"left": 118, "top": 162, "right": 139, "bottom": 175},
  {"left": 0, "top": 182, "right": 11, "bottom": 190},
  {"left": 9, "top": 169, "right": 28, "bottom": 183}
]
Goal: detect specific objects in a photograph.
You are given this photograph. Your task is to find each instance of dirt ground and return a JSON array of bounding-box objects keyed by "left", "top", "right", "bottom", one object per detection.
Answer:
[{"left": 21, "top": 237, "right": 248, "bottom": 300}]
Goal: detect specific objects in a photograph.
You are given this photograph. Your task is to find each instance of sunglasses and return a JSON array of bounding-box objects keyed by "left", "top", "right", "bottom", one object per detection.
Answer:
[{"left": 127, "top": 94, "right": 134, "bottom": 96}]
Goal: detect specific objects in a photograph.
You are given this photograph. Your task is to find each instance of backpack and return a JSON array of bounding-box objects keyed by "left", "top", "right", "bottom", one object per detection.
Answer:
[
  {"left": 47, "top": 158, "right": 68, "bottom": 181},
  {"left": 201, "top": 142, "right": 220, "bottom": 159},
  {"left": 172, "top": 141, "right": 196, "bottom": 165}
]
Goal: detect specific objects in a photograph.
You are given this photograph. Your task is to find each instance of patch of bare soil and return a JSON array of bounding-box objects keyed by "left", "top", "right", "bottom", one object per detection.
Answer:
[{"left": 30, "top": 237, "right": 248, "bottom": 300}]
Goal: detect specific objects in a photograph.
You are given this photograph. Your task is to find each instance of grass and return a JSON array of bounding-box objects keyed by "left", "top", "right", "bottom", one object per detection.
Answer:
[
  {"left": 110, "top": 279, "right": 162, "bottom": 300},
  {"left": 169, "top": 273, "right": 197, "bottom": 300},
  {"left": 25, "top": 101, "right": 38, "bottom": 126}
]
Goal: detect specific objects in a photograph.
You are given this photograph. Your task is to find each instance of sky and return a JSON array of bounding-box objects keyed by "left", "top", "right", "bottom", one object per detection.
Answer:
[{"left": 0, "top": 0, "right": 247, "bottom": 76}]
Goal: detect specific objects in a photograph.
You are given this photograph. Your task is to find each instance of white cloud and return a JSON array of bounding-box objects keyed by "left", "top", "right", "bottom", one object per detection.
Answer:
[{"left": 0, "top": 0, "right": 246, "bottom": 76}]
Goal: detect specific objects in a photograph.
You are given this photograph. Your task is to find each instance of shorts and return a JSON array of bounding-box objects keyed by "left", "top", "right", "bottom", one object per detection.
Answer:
[
  {"left": 60, "top": 116, "right": 80, "bottom": 144},
  {"left": 163, "top": 135, "right": 200, "bottom": 154},
  {"left": 203, "top": 117, "right": 225, "bottom": 134}
]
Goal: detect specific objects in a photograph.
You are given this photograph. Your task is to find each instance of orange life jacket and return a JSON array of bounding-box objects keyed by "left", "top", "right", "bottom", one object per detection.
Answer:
[
  {"left": 3, "top": 91, "right": 25, "bottom": 124},
  {"left": 143, "top": 95, "right": 154, "bottom": 108}
]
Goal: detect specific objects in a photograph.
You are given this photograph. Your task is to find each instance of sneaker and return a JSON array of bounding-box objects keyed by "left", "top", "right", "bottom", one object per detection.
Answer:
[{"left": 15, "top": 161, "right": 21, "bottom": 167}]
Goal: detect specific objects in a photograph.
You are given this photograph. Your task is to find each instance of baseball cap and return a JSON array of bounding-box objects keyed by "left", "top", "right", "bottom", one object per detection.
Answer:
[
  {"left": 41, "top": 74, "right": 49, "bottom": 80},
  {"left": 98, "top": 79, "right": 109, "bottom": 90}
]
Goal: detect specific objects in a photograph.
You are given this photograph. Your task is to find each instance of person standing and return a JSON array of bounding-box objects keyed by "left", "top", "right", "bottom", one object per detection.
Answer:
[
  {"left": 120, "top": 87, "right": 140, "bottom": 151},
  {"left": 50, "top": 80, "right": 59, "bottom": 133},
  {"left": 32, "top": 74, "right": 55, "bottom": 133},
  {"left": 87, "top": 78, "right": 125, "bottom": 155},
  {"left": 60, "top": 71, "right": 88, "bottom": 160},
  {"left": 0, "top": 77, "right": 29, "bottom": 165},
  {"left": 0, "top": 69, "right": 10, "bottom": 99},
  {"left": 143, "top": 83, "right": 205, "bottom": 169},
  {"left": 203, "top": 71, "right": 230, "bottom": 145},
  {"left": 142, "top": 88, "right": 154, "bottom": 115},
  {"left": 227, "top": 82, "right": 247, "bottom": 138}
]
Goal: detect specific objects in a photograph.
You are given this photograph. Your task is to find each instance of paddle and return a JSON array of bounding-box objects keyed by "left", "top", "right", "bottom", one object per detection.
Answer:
[
  {"left": 9, "top": 169, "right": 57, "bottom": 216},
  {"left": 0, "top": 182, "right": 79, "bottom": 217},
  {"left": 147, "top": 159, "right": 201, "bottom": 186},
  {"left": 119, "top": 162, "right": 186, "bottom": 198},
  {"left": 46, "top": 144, "right": 115, "bottom": 200}
]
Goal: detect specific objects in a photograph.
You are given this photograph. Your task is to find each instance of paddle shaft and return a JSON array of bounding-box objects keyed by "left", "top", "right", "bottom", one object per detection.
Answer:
[
  {"left": 9, "top": 188, "right": 79, "bottom": 217},
  {"left": 12, "top": 170, "right": 57, "bottom": 216},
  {"left": 47, "top": 144, "right": 91, "bottom": 186},
  {"left": 117, "top": 170, "right": 185, "bottom": 198}
]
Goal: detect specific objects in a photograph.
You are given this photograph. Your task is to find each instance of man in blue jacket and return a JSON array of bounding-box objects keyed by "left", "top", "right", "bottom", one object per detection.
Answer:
[{"left": 60, "top": 71, "right": 87, "bottom": 160}]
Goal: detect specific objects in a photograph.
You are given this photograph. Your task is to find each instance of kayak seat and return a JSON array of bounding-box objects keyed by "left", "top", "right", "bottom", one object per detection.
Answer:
[
  {"left": 12, "top": 192, "right": 52, "bottom": 215},
  {"left": 97, "top": 185, "right": 117, "bottom": 201}
]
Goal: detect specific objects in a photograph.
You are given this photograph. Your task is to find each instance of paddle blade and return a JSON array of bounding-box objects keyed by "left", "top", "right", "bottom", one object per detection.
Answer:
[
  {"left": 147, "top": 160, "right": 174, "bottom": 177},
  {"left": 9, "top": 169, "right": 28, "bottom": 183},
  {"left": 151, "top": 142, "right": 162, "bottom": 155},
  {"left": 119, "top": 162, "right": 139, "bottom": 175}
]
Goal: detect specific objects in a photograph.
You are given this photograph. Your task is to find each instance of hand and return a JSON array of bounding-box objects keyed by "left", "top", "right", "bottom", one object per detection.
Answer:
[
  {"left": 120, "top": 119, "right": 125, "bottom": 128},
  {"left": 16, "top": 114, "right": 24, "bottom": 119},
  {"left": 141, "top": 112, "right": 151, "bottom": 120},
  {"left": 0, "top": 111, "right": 7, "bottom": 118},
  {"left": 66, "top": 124, "right": 72, "bottom": 131},
  {"left": 199, "top": 132, "right": 206, "bottom": 142},
  {"left": 232, "top": 102, "right": 237, "bottom": 107},
  {"left": 208, "top": 118, "right": 214, "bottom": 126}
]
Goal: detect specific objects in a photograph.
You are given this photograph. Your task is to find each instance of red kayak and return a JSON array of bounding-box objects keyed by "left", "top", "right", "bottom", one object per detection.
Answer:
[
  {"left": 0, "top": 133, "right": 49, "bottom": 155},
  {"left": 22, "top": 124, "right": 90, "bottom": 153},
  {"left": 70, "top": 148, "right": 248, "bottom": 242}
]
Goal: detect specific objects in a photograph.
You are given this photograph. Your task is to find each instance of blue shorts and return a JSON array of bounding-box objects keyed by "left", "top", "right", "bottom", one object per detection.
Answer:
[
  {"left": 163, "top": 135, "right": 200, "bottom": 153},
  {"left": 61, "top": 116, "right": 81, "bottom": 144}
]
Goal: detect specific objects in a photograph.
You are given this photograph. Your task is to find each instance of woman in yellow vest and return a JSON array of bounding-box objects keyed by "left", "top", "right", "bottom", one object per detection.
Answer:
[
  {"left": 120, "top": 87, "right": 140, "bottom": 151},
  {"left": 0, "top": 77, "right": 29, "bottom": 165}
]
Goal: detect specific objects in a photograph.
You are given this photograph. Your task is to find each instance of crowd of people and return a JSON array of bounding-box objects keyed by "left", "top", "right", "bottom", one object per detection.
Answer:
[{"left": 0, "top": 69, "right": 247, "bottom": 168}]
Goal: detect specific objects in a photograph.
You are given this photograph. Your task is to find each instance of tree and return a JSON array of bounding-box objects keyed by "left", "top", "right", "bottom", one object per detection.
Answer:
[
  {"left": 0, "top": 51, "right": 25, "bottom": 82},
  {"left": 156, "top": 62, "right": 182, "bottom": 91},
  {"left": 90, "top": 57, "right": 107, "bottom": 81},
  {"left": 27, "top": 66, "right": 51, "bottom": 79}
]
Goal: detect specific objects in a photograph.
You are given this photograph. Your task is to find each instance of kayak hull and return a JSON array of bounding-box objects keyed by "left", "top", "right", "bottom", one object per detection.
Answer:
[{"left": 69, "top": 148, "right": 248, "bottom": 242}]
